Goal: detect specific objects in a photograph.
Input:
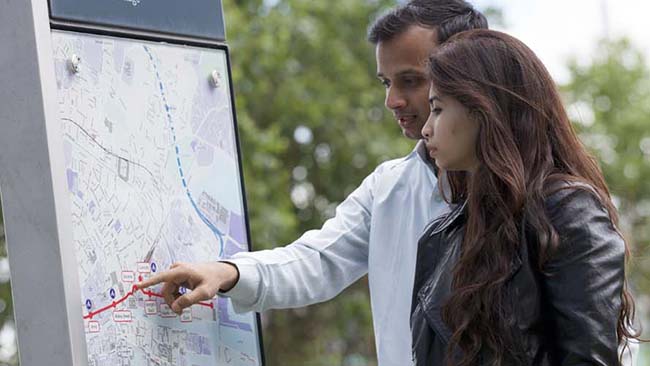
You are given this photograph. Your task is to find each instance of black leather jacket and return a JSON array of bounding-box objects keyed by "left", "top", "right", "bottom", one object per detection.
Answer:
[{"left": 411, "top": 186, "right": 626, "bottom": 365}]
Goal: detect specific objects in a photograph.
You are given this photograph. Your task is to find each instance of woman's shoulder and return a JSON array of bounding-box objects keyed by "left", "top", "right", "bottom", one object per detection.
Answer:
[
  {"left": 543, "top": 180, "right": 607, "bottom": 216},
  {"left": 541, "top": 179, "right": 623, "bottom": 253}
]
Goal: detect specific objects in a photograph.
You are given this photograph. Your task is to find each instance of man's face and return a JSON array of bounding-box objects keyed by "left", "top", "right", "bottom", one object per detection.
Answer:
[{"left": 376, "top": 26, "right": 439, "bottom": 140}]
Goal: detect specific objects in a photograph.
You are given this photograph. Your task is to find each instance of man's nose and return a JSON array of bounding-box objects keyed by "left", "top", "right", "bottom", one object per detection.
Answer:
[{"left": 385, "top": 87, "right": 406, "bottom": 110}]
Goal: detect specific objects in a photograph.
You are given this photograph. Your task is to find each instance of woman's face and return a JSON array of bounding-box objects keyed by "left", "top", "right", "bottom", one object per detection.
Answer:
[{"left": 421, "top": 85, "right": 480, "bottom": 173}]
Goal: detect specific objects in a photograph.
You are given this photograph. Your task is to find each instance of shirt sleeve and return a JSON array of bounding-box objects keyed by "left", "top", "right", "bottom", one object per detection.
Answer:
[
  {"left": 220, "top": 167, "right": 380, "bottom": 313},
  {"left": 542, "top": 188, "right": 626, "bottom": 365}
]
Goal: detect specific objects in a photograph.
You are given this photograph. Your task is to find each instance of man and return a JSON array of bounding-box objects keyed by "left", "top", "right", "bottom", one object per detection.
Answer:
[{"left": 139, "top": 1, "right": 488, "bottom": 364}]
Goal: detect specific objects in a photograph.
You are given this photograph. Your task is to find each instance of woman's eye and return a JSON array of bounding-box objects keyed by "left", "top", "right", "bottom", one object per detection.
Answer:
[{"left": 432, "top": 107, "right": 442, "bottom": 115}]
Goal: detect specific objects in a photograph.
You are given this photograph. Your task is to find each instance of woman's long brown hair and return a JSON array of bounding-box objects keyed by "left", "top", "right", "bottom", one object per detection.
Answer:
[{"left": 427, "top": 29, "right": 638, "bottom": 365}]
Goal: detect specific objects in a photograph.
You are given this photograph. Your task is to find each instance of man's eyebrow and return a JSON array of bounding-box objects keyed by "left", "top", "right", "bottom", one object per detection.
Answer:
[
  {"left": 396, "top": 69, "right": 426, "bottom": 77},
  {"left": 376, "top": 69, "right": 426, "bottom": 78}
]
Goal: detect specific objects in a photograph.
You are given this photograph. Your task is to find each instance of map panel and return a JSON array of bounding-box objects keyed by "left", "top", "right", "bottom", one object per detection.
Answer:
[{"left": 52, "top": 30, "right": 261, "bottom": 366}]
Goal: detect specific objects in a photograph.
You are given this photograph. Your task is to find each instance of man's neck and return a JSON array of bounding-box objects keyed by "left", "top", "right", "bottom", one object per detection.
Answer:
[{"left": 415, "top": 140, "right": 438, "bottom": 177}]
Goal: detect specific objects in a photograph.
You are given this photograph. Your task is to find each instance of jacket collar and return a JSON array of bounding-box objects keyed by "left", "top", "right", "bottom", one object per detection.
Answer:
[
  {"left": 429, "top": 200, "right": 467, "bottom": 237},
  {"left": 416, "top": 200, "right": 524, "bottom": 346}
]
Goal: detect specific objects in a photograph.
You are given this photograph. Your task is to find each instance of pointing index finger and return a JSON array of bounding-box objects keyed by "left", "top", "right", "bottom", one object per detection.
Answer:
[
  {"left": 137, "top": 270, "right": 180, "bottom": 289},
  {"left": 171, "top": 287, "right": 211, "bottom": 313}
]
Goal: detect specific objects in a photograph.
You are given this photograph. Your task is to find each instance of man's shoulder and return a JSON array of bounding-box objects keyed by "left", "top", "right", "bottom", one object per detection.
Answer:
[
  {"left": 357, "top": 152, "right": 435, "bottom": 199},
  {"left": 372, "top": 151, "right": 423, "bottom": 176}
]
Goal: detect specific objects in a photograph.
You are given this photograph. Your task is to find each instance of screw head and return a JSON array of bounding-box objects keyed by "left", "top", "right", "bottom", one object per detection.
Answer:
[
  {"left": 68, "top": 54, "right": 81, "bottom": 74},
  {"left": 209, "top": 70, "right": 221, "bottom": 88}
]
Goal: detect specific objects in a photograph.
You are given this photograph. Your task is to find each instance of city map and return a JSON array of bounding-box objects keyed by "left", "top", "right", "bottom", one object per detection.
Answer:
[{"left": 52, "top": 30, "right": 262, "bottom": 366}]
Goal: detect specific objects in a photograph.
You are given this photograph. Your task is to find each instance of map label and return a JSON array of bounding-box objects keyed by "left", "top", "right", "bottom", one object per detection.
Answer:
[
  {"left": 113, "top": 310, "right": 132, "bottom": 323},
  {"left": 121, "top": 271, "right": 135, "bottom": 282},
  {"left": 137, "top": 262, "right": 151, "bottom": 273},
  {"left": 87, "top": 321, "right": 100, "bottom": 333},
  {"left": 144, "top": 300, "right": 157, "bottom": 315}
]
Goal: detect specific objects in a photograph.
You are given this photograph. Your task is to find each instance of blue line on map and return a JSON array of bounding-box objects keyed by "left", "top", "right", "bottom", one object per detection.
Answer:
[{"left": 144, "top": 45, "right": 224, "bottom": 256}]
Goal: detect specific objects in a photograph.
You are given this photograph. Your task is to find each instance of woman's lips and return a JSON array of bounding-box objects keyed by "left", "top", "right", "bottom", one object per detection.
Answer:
[{"left": 427, "top": 146, "right": 438, "bottom": 158}]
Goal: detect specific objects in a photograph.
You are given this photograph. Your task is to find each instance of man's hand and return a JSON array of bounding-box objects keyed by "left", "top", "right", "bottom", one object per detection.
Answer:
[{"left": 136, "top": 262, "right": 239, "bottom": 315}]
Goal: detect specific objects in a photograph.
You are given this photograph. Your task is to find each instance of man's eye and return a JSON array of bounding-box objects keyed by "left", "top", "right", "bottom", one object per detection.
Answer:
[
  {"left": 401, "top": 78, "right": 415, "bottom": 86},
  {"left": 380, "top": 79, "right": 390, "bottom": 88},
  {"left": 402, "top": 77, "right": 424, "bottom": 86}
]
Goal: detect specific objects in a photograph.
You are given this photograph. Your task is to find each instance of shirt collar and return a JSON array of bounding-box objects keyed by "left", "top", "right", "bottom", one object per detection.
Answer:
[{"left": 414, "top": 140, "right": 437, "bottom": 176}]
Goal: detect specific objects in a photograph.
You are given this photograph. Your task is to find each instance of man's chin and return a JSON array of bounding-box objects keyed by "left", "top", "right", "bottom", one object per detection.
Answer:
[{"left": 402, "top": 128, "right": 423, "bottom": 140}]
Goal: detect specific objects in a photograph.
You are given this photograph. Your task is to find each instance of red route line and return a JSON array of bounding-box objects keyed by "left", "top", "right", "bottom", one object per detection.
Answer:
[{"left": 83, "top": 285, "right": 214, "bottom": 320}]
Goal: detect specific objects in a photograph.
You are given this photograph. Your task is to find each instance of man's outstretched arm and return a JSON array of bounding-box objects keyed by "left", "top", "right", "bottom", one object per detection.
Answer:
[{"left": 137, "top": 165, "right": 383, "bottom": 314}]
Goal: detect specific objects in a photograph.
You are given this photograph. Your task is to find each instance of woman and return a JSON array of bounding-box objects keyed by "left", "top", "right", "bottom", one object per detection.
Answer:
[{"left": 411, "top": 29, "right": 638, "bottom": 366}]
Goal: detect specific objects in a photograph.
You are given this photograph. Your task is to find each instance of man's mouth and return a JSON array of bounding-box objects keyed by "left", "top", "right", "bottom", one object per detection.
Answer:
[{"left": 397, "top": 115, "right": 417, "bottom": 125}]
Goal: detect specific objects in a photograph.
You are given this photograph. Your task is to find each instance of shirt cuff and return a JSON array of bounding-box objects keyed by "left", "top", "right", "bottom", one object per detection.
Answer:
[{"left": 218, "top": 257, "right": 261, "bottom": 312}]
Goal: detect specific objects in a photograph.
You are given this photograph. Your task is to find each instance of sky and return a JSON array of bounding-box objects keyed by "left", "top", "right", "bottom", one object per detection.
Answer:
[{"left": 472, "top": 0, "right": 650, "bottom": 84}]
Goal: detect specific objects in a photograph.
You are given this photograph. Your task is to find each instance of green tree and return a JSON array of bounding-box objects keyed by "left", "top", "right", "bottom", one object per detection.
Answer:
[
  {"left": 0, "top": 207, "right": 17, "bottom": 365},
  {"left": 563, "top": 38, "right": 650, "bottom": 359},
  {"left": 223, "top": 1, "right": 405, "bottom": 364}
]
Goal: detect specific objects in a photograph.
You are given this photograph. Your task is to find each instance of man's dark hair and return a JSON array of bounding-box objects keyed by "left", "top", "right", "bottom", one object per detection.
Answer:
[{"left": 367, "top": 0, "right": 488, "bottom": 44}]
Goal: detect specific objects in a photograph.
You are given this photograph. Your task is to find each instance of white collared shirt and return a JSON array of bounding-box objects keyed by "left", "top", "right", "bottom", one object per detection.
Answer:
[{"left": 224, "top": 140, "right": 450, "bottom": 366}]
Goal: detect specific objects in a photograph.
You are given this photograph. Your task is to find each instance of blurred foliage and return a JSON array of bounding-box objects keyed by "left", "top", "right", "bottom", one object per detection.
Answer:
[
  {"left": 0, "top": 1, "right": 648, "bottom": 366},
  {"left": 0, "top": 214, "right": 10, "bottom": 325},
  {"left": 0, "top": 204, "right": 17, "bottom": 366},
  {"left": 563, "top": 37, "right": 650, "bottom": 350},
  {"left": 482, "top": 6, "right": 506, "bottom": 28},
  {"left": 224, "top": 0, "right": 407, "bottom": 364}
]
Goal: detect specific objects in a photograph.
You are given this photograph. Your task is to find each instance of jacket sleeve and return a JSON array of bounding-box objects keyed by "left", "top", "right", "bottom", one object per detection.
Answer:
[
  {"left": 219, "top": 167, "right": 380, "bottom": 313},
  {"left": 542, "top": 187, "right": 625, "bottom": 365}
]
